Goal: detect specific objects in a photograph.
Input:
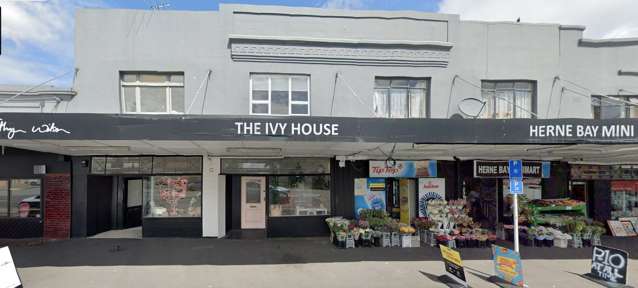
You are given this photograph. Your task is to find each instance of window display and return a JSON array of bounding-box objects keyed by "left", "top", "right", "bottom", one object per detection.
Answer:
[
  {"left": 9, "top": 179, "right": 41, "bottom": 218},
  {"left": 611, "top": 181, "right": 638, "bottom": 219},
  {"left": 144, "top": 176, "right": 202, "bottom": 218},
  {"left": 268, "top": 175, "right": 330, "bottom": 217},
  {"left": 0, "top": 181, "right": 7, "bottom": 217}
]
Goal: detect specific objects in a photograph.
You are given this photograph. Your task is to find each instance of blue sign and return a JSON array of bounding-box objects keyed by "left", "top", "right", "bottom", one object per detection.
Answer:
[
  {"left": 508, "top": 160, "right": 523, "bottom": 178},
  {"left": 509, "top": 178, "right": 523, "bottom": 195}
]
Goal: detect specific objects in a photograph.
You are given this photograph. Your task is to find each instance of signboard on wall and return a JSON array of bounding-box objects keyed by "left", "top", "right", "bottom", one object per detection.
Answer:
[
  {"left": 369, "top": 160, "right": 437, "bottom": 178},
  {"left": 589, "top": 245, "right": 629, "bottom": 286},
  {"left": 474, "top": 160, "right": 550, "bottom": 178},
  {"left": 354, "top": 178, "right": 386, "bottom": 219},
  {"left": 0, "top": 247, "right": 21, "bottom": 288},
  {"left": 418, "top": 178, "right": 445, "bottom": 217}
]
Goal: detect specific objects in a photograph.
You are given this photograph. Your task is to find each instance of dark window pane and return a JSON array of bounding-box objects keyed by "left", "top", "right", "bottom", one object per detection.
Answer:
[
  {"left": 391, "top": 79, "right": 409, "bottom": 87},
  {"left": 252, "top": 104, "right": 268, "bottom": 114},
  {"left": 291, "top": 104, "right": 308, "bottom": 115},
  {"left": 10, "top": 179, "right": 41, "bottom": 218},
  {"left": 91, "top": 157, "right": 107, "bottom": 174},
  {"left": 253, "top": 91, "right": 268, "bottom": 101},
  {"left": 271, "top": 91, "right": 289, "bottom": 115},
  {"left": 0, "top": 181, "right": 7, "bottom": 217},
  {"left": 269, "top": 175, "right": 330, "bottom": 217},
  {"left": 291, "top": 91, "right": 308, "bottom": 102},
  {"left": 222, "top": 158, "right": 330, "bottom": 175},
  {"left": 245, "top": 182, "right": 262, "bottom": 204},
  {"left": 152, "top": 157, "right": 202, "bottom": 174}
]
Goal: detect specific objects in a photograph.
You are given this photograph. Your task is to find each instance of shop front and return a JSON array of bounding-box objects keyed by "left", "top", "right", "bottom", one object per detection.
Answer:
[{"left": 2, "top": 114, "right": 638, "bottom": 240}]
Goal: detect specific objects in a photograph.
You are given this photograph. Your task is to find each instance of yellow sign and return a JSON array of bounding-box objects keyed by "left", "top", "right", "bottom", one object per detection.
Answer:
[{"left": 440, "top": 245, "right": 463, "bottom": 266}]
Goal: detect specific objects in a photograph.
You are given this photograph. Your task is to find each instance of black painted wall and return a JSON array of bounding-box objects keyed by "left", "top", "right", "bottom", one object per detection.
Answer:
[
  {"left": 143, "top": 217, "right": 202, "bottom": 237},
  {"left": 0, "top": 147, "right": 71, "bottom": 238},
  {"left": 591, "top": 180, "right": 612, "bottom": 223},
  {"left": 86, "top": 175, "right": 113, "bottom": 236},
  {"left": 71, "top": 156, "right": 90, "bottom": 237},
  {"left": 542, "top": 162, "right": 570, "bottom": 199},
  {"left": 331, "top": 160, "right": 369, "bottom": 219}
]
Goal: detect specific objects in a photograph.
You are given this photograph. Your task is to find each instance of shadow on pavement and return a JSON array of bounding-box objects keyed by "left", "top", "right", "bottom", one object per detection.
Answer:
[{"left": 4, "top": 236, "right": 636, "bottom": 268}]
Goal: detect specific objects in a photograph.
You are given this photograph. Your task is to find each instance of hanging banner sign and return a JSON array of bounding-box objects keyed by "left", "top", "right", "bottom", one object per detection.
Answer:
[
  {"left": 492, "top": 245, "right": 525, "bottom": 287},
  {"left": 439, "top": 245, "right": 468, "bottom": 287},
  {"left": 0, "top": 247, "right": 22, "bottom": 288},
  {"left": 354, "top": 178, "right": 386, "bottom": 219},
  {"left": 417, "top": 178, "right": 445, "bottom": 217},
  {"left": 589, "top": 245, "right": 629, "bottom": 286},
  {"left": 474, "top": 160, "right": 550, "bottom": 178},
  {"left": 369, "top": 160, "right": 437, "bottom": 178}
]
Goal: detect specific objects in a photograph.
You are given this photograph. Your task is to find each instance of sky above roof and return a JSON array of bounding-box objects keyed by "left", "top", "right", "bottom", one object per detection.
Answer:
[{"left": 1, "top": 0, "right": 637, "bottom": 87}]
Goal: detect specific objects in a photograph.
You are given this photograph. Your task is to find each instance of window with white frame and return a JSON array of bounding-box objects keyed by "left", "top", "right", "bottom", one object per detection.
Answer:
[
  {"left": 120, "top": 72, "right": 185, "bottom": 114},
  {"left": 373, "top": 78, "right": 428, "bottom": 118},
  {"left": 481, "top": 81, "right": 535, "bottom": 119},
  {"left": 250, "top": 74, "right": 310, "bottom": 116}
]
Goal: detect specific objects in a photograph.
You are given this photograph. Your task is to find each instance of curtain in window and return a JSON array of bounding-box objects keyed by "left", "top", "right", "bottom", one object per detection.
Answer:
[
  {"left": 374, "top": 89, "right": 389, "bottom": 117},
  {"left": 409, "top": 88, "right": 426, "bottom": 118},
  {"left": 390, "top": 88, "right": 408, "bottom": 118}
]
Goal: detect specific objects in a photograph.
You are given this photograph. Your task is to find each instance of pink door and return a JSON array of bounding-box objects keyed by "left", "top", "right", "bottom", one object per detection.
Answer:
[{"left": 241, "top": 176, "right": 266, "bottom": 229}]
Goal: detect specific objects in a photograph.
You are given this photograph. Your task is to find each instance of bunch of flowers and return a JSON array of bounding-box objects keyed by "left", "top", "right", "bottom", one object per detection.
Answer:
[{"left": 412, "top": 217, "right": 436, "bottom": 231}]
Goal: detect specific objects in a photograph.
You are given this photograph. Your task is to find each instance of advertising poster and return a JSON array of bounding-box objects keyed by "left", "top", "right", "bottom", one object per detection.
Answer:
[
  {"left": 354, "top": 178, "right": 386, "bottom": 219},
  {"left": 590, "top": 245, "right": 629, "bottom": 286},
  {"left": 399, "top": 179, "right": 416, "bottom": 224},
  {"left": 492, "top": 245, "right": 525, "bottom": 287},
  {"left": 0, "top": 247, "right": 21, "bottom": 288},
  {"left": 439, "top": 245, "right": 468, "bottom": 287},
  {"left": 369, "top": 160, "right": 437, "bottom": 178},
  {"left": 418, "top": 178, "right": 445, "bottom": 217}
]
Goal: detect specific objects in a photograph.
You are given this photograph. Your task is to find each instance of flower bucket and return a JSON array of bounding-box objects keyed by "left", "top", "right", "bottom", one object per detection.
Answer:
[
  {"left": 391, "top": 232, "right": 401, "bottom": 247},
  {"left": 592, "top": 234, "right": 602, "bottom": 246},
  {"left": 554, "top": 238, "right": 568, "bottom": 248},
  {"left": 346, "top": 235, "right": 356, "bottom": 249},
  {"left": 411, "top": 235, "right": 420, "bottom": 248},
  {"left": 568, "top": 234, "right": 583, "bottom": 248},
  {"left": 400, "top": 235, "right": 412, "bottom": 248},
  {"left": 381, "top": 232, "right": 392, "bottom": 248},
  {"left": 419, "top": 230, "right": 428, "bottom": 245}
]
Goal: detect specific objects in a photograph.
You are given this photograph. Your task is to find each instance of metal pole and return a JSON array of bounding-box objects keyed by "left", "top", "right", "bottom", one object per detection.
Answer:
[{"left": 513, "top": 193, "right": 519, "bottom": 253}]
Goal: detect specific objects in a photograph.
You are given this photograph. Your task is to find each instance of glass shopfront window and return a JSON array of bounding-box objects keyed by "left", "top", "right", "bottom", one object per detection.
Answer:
[
  {"left": 9, "top": 179, "right": 41, "bottom": 218},
  {"left": 0, "top": 181, "right": 8, "bottom": 217},
  {"left": 268, "top": 175, "right": 330, "bottom": 217},
  {"left": 143, "top": 175, "right": 202, "bottom": 218}
]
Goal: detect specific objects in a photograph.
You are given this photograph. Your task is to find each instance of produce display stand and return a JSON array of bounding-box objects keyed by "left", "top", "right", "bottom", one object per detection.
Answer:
[{"left": 528, "top": 203, "right": 587, "bottom": 226}]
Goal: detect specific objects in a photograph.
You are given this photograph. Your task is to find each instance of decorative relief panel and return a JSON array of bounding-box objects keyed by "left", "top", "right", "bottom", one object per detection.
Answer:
[{"left": 230, "top": 41, "right": 451, "bottom": 67}]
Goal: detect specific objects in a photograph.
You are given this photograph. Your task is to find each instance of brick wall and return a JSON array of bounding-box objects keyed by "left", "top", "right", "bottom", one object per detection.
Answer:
[{"left": 44, "top": 174, "right": 71, "bottom": 239}]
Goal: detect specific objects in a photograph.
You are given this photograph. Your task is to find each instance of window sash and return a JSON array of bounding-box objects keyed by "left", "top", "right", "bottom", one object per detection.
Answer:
[
  {"left": 250, "top": 75, "right": 310, "bottom": 116},
  {"left": 374, "top": 78, "right": 428, "bottom": 118},
  {"left": 481, "top": 81, "right": 535, "bottom": 119},
  {"left": 120, "top": 73, "right": 184, "bottom": 114},
  {"left": 592, "top": 95, "right": 638, "bottom": 119}
]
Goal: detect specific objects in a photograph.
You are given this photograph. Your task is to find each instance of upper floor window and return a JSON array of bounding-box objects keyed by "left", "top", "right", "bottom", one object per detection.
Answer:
[
  {"left": 374, "top": 77, "right": 428, "bottom": 118},
  {"left": 481, "top": 81, "right": 536, "bottom": 119},
  {"left": 250, "top": 74, "right": 310, "bottom": 116},
  {"left": 120, "top": 72, "right": 184, "bottom": 114},
  {"left": 592, "top": 95, "right": 638, "bottom": 119}
]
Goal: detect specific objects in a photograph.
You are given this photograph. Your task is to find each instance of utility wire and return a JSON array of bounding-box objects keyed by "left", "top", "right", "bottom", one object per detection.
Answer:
[
  {"left": 335, "top": 72, "right": 377, "bottom": 117},
  {"left": 186, "top": 69, "right": 212, "bottom": 114}
]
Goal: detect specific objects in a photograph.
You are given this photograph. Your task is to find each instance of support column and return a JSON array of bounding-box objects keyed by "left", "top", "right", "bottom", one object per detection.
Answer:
[{"left": 202, "top": 156, "right": 226, "bottom": 237}]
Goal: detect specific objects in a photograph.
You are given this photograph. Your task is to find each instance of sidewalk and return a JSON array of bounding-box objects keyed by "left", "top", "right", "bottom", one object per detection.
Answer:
[{"left": 6, "top": 237, "right": 638, "bottom": 287}]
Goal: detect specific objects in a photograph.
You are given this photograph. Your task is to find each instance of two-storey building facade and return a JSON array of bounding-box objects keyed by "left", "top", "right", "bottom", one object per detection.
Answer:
[{"left": 1, "top": 4, "right": 638, "bottom": 239}]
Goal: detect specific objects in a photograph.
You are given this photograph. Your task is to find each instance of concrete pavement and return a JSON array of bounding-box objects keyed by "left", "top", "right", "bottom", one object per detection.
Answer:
[{"left": 17, "top": 259, "right": 638, "bottom": 287}]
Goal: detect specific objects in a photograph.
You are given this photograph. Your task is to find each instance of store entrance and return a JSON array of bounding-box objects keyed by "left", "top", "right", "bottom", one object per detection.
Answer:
[
  {"left": 123, "top": 178, "right": 143, "bottom": 228},
  {"left": 241, "top": 176, "right": 266, "bottom": 229}
]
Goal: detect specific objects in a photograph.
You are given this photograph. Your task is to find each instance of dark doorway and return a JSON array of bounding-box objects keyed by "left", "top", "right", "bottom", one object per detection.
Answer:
[
  {"left": 87, "top": 176, "right": 113, "bottom": 236},
  {"left": 123, "top": 178, "right": 143, "bottom": 228}
]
